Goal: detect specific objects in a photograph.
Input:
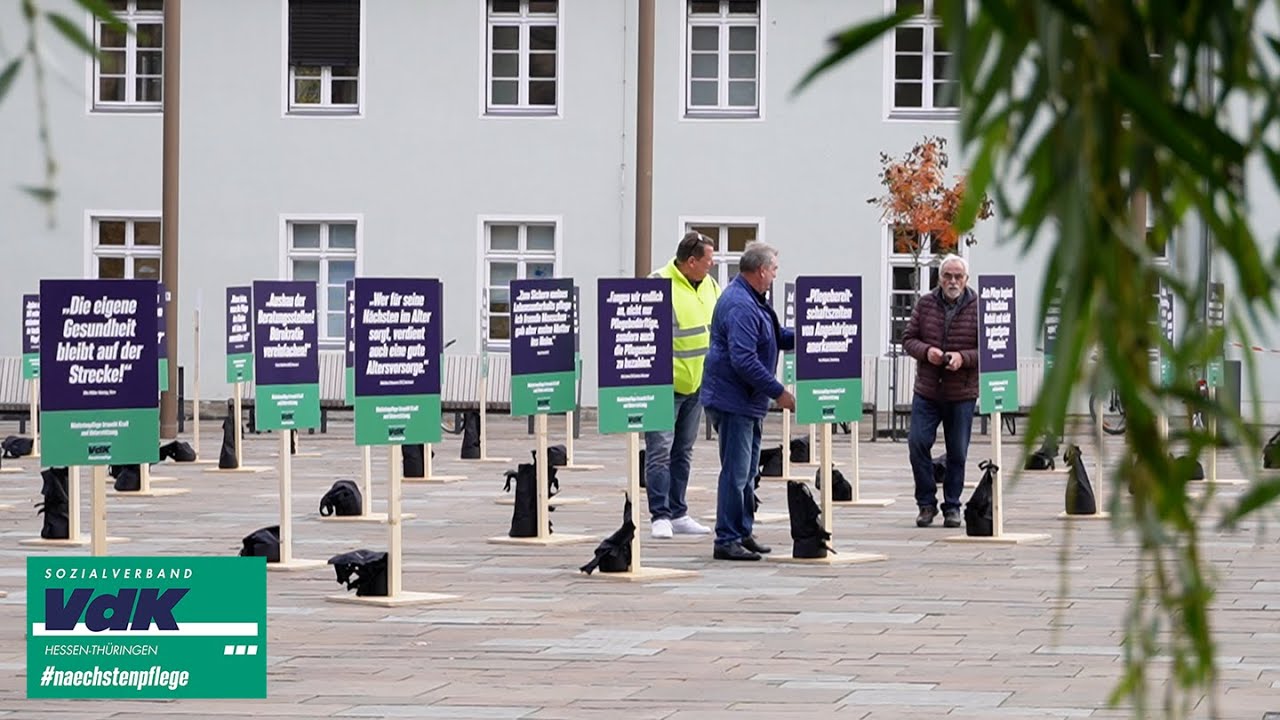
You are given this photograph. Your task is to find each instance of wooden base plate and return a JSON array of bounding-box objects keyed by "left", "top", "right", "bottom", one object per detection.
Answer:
[
  {"left": 459, "top": 456, "right": 512, "bottom": 463},
  {"left": 560, "top": 464, "right": 604, "bottom": 472},
  {"left": 487, "top": 533, "right": 596, "bottom": 546},
  {"left": 584, "top": 566, "right": 698, "bottom": 582},
  {"left": 701, "top": 511, "right": 787, "bottom": 524},
  {"left": 942, "top": 532, "right": 1052, "bottom": 544},
  {"left": 18, "top": 536, "right": 129, "bottom": 548},
  {"left": 317, "top": 512, "right": 417, "bottom": 523},
  {"left": 266, "top": 558, "right": 328, "bottom": 572},
  {"left": 1057, "top": 511, "right": 1111, "bottom": 520},
  {"left": 768, "top": 551, "right": 887, "bottom": 565},
  {"left": 493, "top": 496, "right": 590, "bottom": 507},
  {"left": 402, "top": 475, "right": 467, "bottom": 484},
  {"left": 109, "top": 487, "right": 191, "bottom": 498},
  {"left": 326, "top": 591, "right": 460, "bottom": 607},
  {"left": 831, "top": 498, "right": 896, "bottom": 508},
  {"left": 204, "top": 466, "right": 272, "bottom": 474},
  {"left": 0, "top": 468, "right": 25, "bottom": 474}
]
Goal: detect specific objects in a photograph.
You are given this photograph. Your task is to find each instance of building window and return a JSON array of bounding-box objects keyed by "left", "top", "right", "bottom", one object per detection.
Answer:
[
  {"left": 886, "top": 225, "right": 955, "bottom": 352},
  {"left": 286, "top": 221, "right": 357, "bottom": 343},
  {"left": 888, "top": 0, "right": 957, "bottom": 119},
  {"left": 94, "top": 0, "right": 164, "bottom": 110},
  {"left": 92, "top": 217, "right": 162, "bottom": 279},
  {"left": 684, "top": 221, "right": 758, "bottom": 287},
  {"left": 486, "top": 0, "right": 559, "bottom": 114},
  {"left": 483, "top": 222, "right": 558, "bottom": 348},
  {"left": 287, "top": 0, "right": 361, "bottom": 113},
  {"left": 685, "top": 0, "right": 761, "bottom": 117}
]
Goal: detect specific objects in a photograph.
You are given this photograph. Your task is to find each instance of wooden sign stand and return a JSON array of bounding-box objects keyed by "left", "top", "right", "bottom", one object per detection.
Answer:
[
  {"left": 267, "top": 432, "right": 326, "bottom": 572},
  {"left": 328, "top": 445, "right": 457, "bottom": 607},
  {"left": 30, "top": 378, "right": 41, "bottom": 459},
  {"left": 460, "top": 370, "right": 510, "bottom": 464},
  {"left": 771, "top": 423, "right": 887, "bottom": 565},
  {"left": 560, "top": 411, "right": 602, "bottom": 471},
  {"left": 945, "top": 411, "right": 1051, "bottom": 544},
  {"left": 109, "top": 462, "right": 189, "bottom": 497},
  {"left": 403, "top": 443, "right": 466, "bottom": 484},
  {"left": 187, "top": 305, "right": 215, "bottom": 464},
  {"left": 488, "top": 413, "right": 593, "bottom": 547},
  {"left": 832, "top": 420, "right": 894, "bottom": 508},
  {"left": 20, "top": 466, "right": 128, "bottom": 548},
  {"left": 205, "top": 382, "right": 270, "bottom": 474},
  {"left": 322, "top": 445, "right": 417, "bottom": 523}
]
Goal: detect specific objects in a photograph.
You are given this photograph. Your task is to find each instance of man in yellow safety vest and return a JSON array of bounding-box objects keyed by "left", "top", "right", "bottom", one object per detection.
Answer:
[{"left": 645, "top": 231, "right": 720, "bottom": 539}]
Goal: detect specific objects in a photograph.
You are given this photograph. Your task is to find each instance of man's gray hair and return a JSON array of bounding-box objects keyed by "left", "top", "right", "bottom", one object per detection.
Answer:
[
  {"left": 938, "top": 254, "right": 968, "bottom": 276},
  {"left": 739, "top": 241, "right": 778, "bottom": 273}
]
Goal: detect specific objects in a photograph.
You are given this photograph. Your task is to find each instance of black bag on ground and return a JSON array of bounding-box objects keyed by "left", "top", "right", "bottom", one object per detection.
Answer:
[
  {"left": 239, "top": 526, "right": 280, "bottom": 563},
  {"left": 110, "top": 464, "right": 140, "bottom": 492},
  {"left": 787, "top": 480, "right": 833, "bottom": 559},
  {"left": 964, "top": 460, "right": 996, "bottom": 537},
  {"left": 532, "top": 444, "right": 568, "bottom": 468},
  {"left": 218, "top": 404, "right": 239, "bottom": 469},
  {"left": 759, "top": 445, "right": 784, "bottom": 477},
  {"left": 1064, "top": 445, "right": 1097, "bottom": 515},
  {"left": 638, "top": 449, "right": 646, "bottom": 489},
  {"left": 504, "top": 463, "right": 557, "bottom": 537},
  {"left": 403, "top": 444, "right": 425, "bottom": 478},
  {"left": 1265, "top": 430, "right": 1280, "bottom": 469},
  {"left": 328, "top": 549, "right": 389, "bottom": 597},
  {"left": 159, "top": 440, "right": 197, "bottom": 463},
  {"left": 36, "top": 467, "right": 70, "bottom": 540},
  {"left": 814, "top": 466, "right": 853, "bottom": 502},
  {"left": 320, "top": 479, "right": 363, "bottom": 517},
  {"left": 580, "top": 495, "right": 635, "bottom": 574},
  {"left": 290, "top": 429, "right": 298, "bottom": 455},
  {"left": 752, "top": 472, "right": 762, "bottom": 513},
  {"left": 933, "top": 456, "right": 947, "bottom": 484},
  {"left": 2, "top": 435, "right": 34, "bottom": 458},
  {"left": 1024, "top": 436, "right": 1057, "bottom": 471},
  {"left": 460, "top": 410, "right": 482, "bottom": 459},
  {"left": 1173, "top": 454, "right": 1205, "bottom": 481},
  {"left": 790, "top": 437, "right": 811, "bottom": 463}
]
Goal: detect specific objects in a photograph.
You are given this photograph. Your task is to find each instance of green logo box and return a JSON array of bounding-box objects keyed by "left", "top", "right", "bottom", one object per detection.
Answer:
[
  {"left": 40, "top": 408, "right": 159, "bottom": 466},
  {"left": 226, "top": 353, "right": 253, "bottom": 384},
  {"left": 158, "top": 358, "right": 169, "bottom": 393},
  {"left": 23, "top": 353, "right": 40, "bottom": 380},
  {"left": 345, "top": 366, "right": 355, "bottom": 406},
  {"left": 782, "top": 353, "right": 795, "bottom": 385},
  {"left": 1206, "top": 358, "right": 1223, "bottom": 388},
  {"left": 598, "top": 384, "right": 674, "bottom": 433},
  {"left": 27, "top": 556, "right": 267, "bottom": 699},
  {"left": 354, "top": 394, "right": 441, "bottom": 445},
  {"left": 979, "top": 369, "right": 1019, "bottom": 415},
  {"left": 511, "top": 371, "right": 576, "bottom": 416},
  {"left": 253, "top": 383, "right": 321, "bottom": 430},
  {"left": 796, "top": 379, "right": 862, "bottom": 425}
]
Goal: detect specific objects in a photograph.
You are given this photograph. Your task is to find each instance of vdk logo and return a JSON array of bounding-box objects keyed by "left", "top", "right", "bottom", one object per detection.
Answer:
[{"left": 45, "top": 588, "right": 189, "bottom": 632}]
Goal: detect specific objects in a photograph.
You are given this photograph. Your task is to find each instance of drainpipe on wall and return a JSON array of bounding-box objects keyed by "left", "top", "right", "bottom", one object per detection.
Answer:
[
  {"left": 159, "top": 0, "right": 181, "bottom": 439},
  {"left": 634, "top": 0, "right": 654, "bottom": 278}
]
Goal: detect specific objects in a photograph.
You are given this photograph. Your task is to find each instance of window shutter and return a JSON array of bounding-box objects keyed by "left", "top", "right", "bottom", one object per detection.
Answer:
[{"left": 289, "top": 0, "right": 360, "bottom": 67}]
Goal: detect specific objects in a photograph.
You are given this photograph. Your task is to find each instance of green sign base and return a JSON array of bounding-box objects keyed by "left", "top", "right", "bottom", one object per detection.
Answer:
[
  {"left": 253, "top": 383, "right": 321, "bottom": 430},
  {"left": 40, "top": 407, "right": 160, "bottom": 466},
  {"left": 511, "top": 371, "right": 576, "bottom": 416},
  {"left": 354, "top": 394, "right": 441, "bottom": 445},
  {"left": 598, "top": 384, "right": 674, "bottom": 434},
  {"left": 979, "top": 369, "right": 1019, "bottom": 415},
  {"left": 796, "top": 379, "right": 862, "bottom": 425},
  {"left": 226, "top": 354, "right": 253, "bottom": 384},
  {"left": 22, "top": 353, "right": 40, "bottom": 380},
  {"left": 345, "top": 367, "right": 355, "bottom": 406},
  {"left": 158, "top": 358, "right": 169, "bottom": 393}
]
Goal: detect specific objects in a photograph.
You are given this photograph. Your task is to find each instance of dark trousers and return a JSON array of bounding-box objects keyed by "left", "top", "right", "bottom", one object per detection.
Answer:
[{"left": 907, "top": 393, "right": 976, "bottom": 512}]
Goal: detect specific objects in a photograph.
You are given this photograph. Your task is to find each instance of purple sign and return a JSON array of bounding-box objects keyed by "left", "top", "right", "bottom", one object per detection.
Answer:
[
  {"left": 353, "top": 278, "right": 442, "bottom": 397},
  {"left": 345, "top": 280, "right": 355, "bottom": 370},
  {"left": 39, "top": 279, "right": 158, "bottom": 411},
  {"left": 252, "top": 280, "right": 319, "bottom": 386},
  {"left": 510, "top": 278, "right": 575, "bottom": 376},
  {"left": 978, "top": 274, "right": 1017, "bottom": 373},
  {"left": 225, "top": 286, "right": 252, "bottom": 356},
  {"left": 795, "top": 277, "right": 862, "bottom": 380},
  {"left": 22, "top": 293, "right": 39, "bottom": 354},
  {"left": 782, "top": 282, "right": 796, "bottom": 332},
  {"left": 157, "top": 282, "right": 169, "bottom": 360},
  {"left": 597, "top": 278, "right": 673, "bottom": 388}
]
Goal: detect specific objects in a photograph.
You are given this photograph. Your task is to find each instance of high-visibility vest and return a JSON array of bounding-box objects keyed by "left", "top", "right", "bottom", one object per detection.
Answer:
[{"left": 651, "top": 259, "right": 720, "bottom": 395}]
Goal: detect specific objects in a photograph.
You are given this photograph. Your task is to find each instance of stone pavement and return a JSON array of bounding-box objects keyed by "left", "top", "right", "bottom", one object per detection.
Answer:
[{"left": 0, "top": 413, "right": 1277, "bottom": 719}]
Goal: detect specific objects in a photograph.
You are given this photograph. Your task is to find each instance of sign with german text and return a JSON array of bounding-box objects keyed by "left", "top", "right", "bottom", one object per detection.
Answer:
[
  {"left": 1043, "top": 290, "right": 1060, "bottom": 377},
  {"left": 978, "top": 275, "right": 1019, "bottom": 414},
  {"left": 344, "top": 280, "right": 355, "bottom": 405},
  {"left": 1207, "top": 282, "right": 1225, "bottom": 387},
  {"left": 22, "top": 293, "right": 40, "bottom": 379},
  {"left": 251, "top": 280, "right": 319, "bottom": 430},
  {"left": 352, "top": 278, "right": 442, "bottom": 445},
  {"left": 225, "top": 287, "right": 253, "bottom": 384},
  {"left": 157, "top": 283, "right": 170, "bottom": 393},
  {"left": 27, "top": 556, "right": 267, "bottom": 699},
  {"left": 795, "top": 277, "right": 862, "bottom": 424},
  {"left": 1158, "top": 282, "right": 1175, "bottom": 386},
  {"left": 509, "top": 278, "right": 576, "bottom": 415},
  {"left": 781, "top": 282, "right": 796, "bottom": 385},
  {"left": 39, "top": 279, "right": 158, "bottom": 466},
  {"left": 596, "top": 278, "right": 674, "bottom": 433}
]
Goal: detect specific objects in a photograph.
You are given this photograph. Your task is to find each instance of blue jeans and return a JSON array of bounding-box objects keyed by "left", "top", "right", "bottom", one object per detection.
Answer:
[
  {"left": 908, "top": 393, "right": 976, "bottom": 512},
  {"left": 706, "top": 407, "right": 761, "bottom": 546},
  {"left": 644, "top": 392, "right": 703, "bottom": 521}
]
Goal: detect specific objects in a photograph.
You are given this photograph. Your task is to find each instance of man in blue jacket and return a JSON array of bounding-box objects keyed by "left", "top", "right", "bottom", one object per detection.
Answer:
[{"left": 700, "top": 241, "right": 796, "bottom": 561}]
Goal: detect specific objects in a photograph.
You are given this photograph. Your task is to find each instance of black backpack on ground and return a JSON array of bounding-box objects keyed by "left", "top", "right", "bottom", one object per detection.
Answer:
[
  {"left": 2, "top": 435, "right": 34, "bottom": 458},
  {"left": 505, "top": 463, "right": 558, "bottom": 537},
  {"left": 814, "top": 465, "right": 853, "bottom": 502},
  {"left": 790, "top": 437, "right": 811, "bottom": 463},
  {"left": 787, "top": 480, "right": 833, "bottom": 559},
  {"left": 1064, "top": 445, "right": 1097, "bottom": 515},
  {"left": 328, "top": 549, "right": 389, "bottom": 597},
  {"left": 239, "top": 526, "right": 280, "bottom": 563},
  {"left": 36, "top": 467, "right": 70, "bottom": 540},
  {"left": 532, "top": 444, "right": 568, "bottom": 468},
  {"left": 963, "top": 461, "right": 996, "bottom": 537},
  {"left": 110, "top": 464, "right": 141, "bottom": 492},
  {"left": 1173, "top": 454, "right": 1205, "bottom": 481},
  {"left": 1265, "top": 430, "right": 1280, "bottom": 469},
  {"left": 759, "top": 445, "right": 784, "bottom": 477},
  {"left": 1024, "top": 436, "right": 1057, "bottom": 471},
  {"left": 320, "top": 480, "right": 363, "bottom": 517},
  {"left": 460, "top": 410, "right": 482, "bottom": 459},
  {"left": 638, "top": 449, "right": 647, "bottom": 489},
  {"left": 580, "top": 495, "right": 635, "bottom": 575},
  {"left": 159, "top": 440, "right": 197, "bottom": 462},
  {"left": 933, "top": 456, "right": 947, "bottom": 484},
  {"left": 218, "top": 403, "right": 239, "bottom": 469},
  {"left": 403, "top": 444, "right": 425, "bottom": 478}
]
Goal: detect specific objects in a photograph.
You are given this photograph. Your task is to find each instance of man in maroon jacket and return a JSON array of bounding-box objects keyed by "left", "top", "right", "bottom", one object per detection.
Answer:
[{"left": 902, "top": 255, "right": 980, "bottom": 528}]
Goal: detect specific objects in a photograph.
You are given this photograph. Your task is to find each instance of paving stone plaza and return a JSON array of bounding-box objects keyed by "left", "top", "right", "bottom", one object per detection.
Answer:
[{"left": 1, "top": 413, "right": 1277, "bottom": 718}]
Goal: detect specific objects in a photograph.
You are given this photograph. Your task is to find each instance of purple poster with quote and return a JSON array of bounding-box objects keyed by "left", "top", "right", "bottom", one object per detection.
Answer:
[
  {"left": 794, "top": 276, "right": 862, "bottom": 424},
  {"left": 509, "top": 277, "right": 576, "bottom": 415},
  {"left": 251, "top": 280, "right": 320, "bottom": 430},
  {"left": 978, "top": 274, "right": 1019, "bottom": 414},
  {"left": 596, "top": 278, "right": 674, "bottom": 433}
]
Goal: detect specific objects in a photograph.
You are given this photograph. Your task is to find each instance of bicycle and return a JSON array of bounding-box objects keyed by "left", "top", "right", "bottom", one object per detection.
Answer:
[{"left": 1089, "top": 385, "right": 1127, "bottom": 435}]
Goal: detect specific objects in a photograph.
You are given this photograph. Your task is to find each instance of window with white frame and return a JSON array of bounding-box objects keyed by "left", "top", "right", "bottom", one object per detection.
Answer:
[
  {"left": 888, "top": 0, "right": 957, "bottom": 118},
  {"left": 885, "top": 224, "right": 954, "bottom": 352},
  {"left": 287, "top": 0, "right": 361, "bottom": 113},
  {"left": 94, "top": 0, "right": 164, "bottom": 110},
  {"left": 685, "top": 0, "right": 761, "bottom": 117},
  {"left": 92, "top": 217, "right": 162, "bottom": 279},
  {"left": 685, "top": 222, "right": 757, "bottom": 287},
  {"left": 483, "top": 222, "right": 558, "bottom": 348},
  {"left": 486, "top": 0, "right": 559, "bottom": 114},
  {"left": 287, "top": 221, "right": 357, "bottom": 343}
]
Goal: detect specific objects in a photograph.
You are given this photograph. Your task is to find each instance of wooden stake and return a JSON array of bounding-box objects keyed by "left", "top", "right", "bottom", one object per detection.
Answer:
[{"left": 92, "top": 465, "right": 107, "bottom": 556}]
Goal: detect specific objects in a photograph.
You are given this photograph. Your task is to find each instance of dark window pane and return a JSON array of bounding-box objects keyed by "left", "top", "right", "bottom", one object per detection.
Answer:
[
  {"left": 895, "top": 27, "right": 923, "bottom": 52},
  {"left": 100, "top": 50, "right": 125, "bottom": 74},
  {"left": 529, "top": 26, "right": 556, "bottom": 50},
  {"left": 689, "top": 80, "right": 717, "bottom": 106},
  {"left": 727, "top": 0, "right": 758, "bottom": 14},
  {"left": 691, "top": 225, "right": 719, "bottom": 243},
  {"left": 934, "top": 82, "right": 958, "bottom": 107},
  {"left": 99, "top": 221, "right": 126, "bottom": 245},
  {"left": 331, "top": 79, "right": 358, "bottom": 104},
  {"left": 529, "top": 80, "right": 556, "bottom": 105},
  {"left": 489, "top": 316, "right": 510, "bottom": 341},
  {"left": 690, "top": 1, "right": 719, "bottom": 14},
  {"left": 491, "top": 0, "right": 519, "bottom": 12},
  {"left": 99, "top": 77, "right": 123, "bottom": 102},
  {"left": 135, "top": 258, "right": 160, "bottom": 280},
  {"left": 529, "top": 53, "right": 555, "bottom": 78},
  {"left": 136, "top": 23, "right": 163, "bottom": 48},
  {"left": 492, "top": 26, "right": 518, "bottom": 50},
  {"left": 135, "top": 221, "right": 161, "bottom": 245},
  {"left": 691, "top": 26, "right": 718, "bottom": 51},
  {"left": 137, "top": 0, "right": 164, "bottom": 10},
  {"left": 294, "top": 78, "right": 321, "bottom": 104},
  {"left": 728, "top": 26, "right": 756, "bottom": 51},
  {"left": 106, "top": 0, "right": 127, "bottom": 10},
  {"left": 491, "top": 52, "right": 518, "bottom": 78},
  {"left": 727, "top": 80, "right": 755, "bottom": 106},
  {"left": 98, "top": 257, "right": 125, "bottom": 279},
  {"left": 332, "top": 65, "right": 359, "bottom": 78},
  {"left": 100, "top": 25, "right": 127, "bottom": 49},
  {"left": 491, "top": 79, "right": 518, "bottom": 105},
  {"left": 895, "top": 82, "right": 922, "bottom": 108},
  {"left": 726, "top": 226, "right": 755, "bottom": 252},
  {"left": 691, "top": 53, "right": 718, "bottom": 79},
  {"left": 933, "top": 54, "right": 951, "bottom": 80},
  {"left": 528, "top": 0, "right": 557, "bottom": 13},
  {"left": 137, "top": 50, "right": 163, "bottom": 75},
  {"left": 896, "top": 0, "right": 925, "bottom": 14},
  {"left": 895, "top": 55, "right": 922, "bottom": 80}
]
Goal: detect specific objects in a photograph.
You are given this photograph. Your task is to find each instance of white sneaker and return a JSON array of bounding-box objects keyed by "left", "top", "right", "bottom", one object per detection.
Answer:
[
  {"left": 651, "top": 518, "right": 673, "bottom": 539},
  {"left": 671, "top": 516, "right": 711, "bottom": 535}
]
